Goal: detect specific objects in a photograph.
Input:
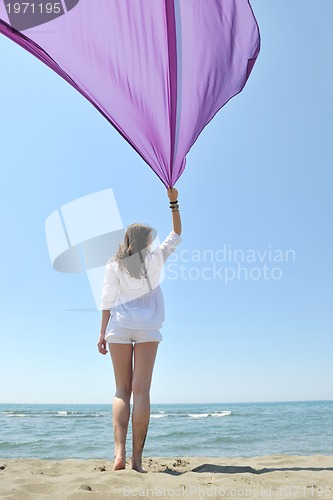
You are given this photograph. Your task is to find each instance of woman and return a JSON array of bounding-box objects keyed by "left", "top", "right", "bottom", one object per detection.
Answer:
[{"left": 97, "top": 187, "right": 182, "bottom": 472}]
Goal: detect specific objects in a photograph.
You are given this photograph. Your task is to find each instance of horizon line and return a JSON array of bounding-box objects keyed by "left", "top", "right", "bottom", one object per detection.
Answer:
[{"left": 1, "top": 399, "right": 332, "bottom": 405}]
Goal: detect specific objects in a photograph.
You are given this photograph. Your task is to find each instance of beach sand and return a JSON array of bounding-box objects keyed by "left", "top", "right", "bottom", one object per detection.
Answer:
[{"left": 0, "top": 454, "right": 332, "bottom": 499}]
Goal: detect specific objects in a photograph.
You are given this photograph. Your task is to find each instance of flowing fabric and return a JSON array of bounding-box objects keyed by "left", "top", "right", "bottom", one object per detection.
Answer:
[{"left": 0, "top": 0, "right": 260, "bottom": 187}]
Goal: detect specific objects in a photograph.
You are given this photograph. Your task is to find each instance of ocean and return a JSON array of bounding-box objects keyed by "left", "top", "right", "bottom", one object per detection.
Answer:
[{"left": 0, "top": 401, "right": 332, "bottom": 460}]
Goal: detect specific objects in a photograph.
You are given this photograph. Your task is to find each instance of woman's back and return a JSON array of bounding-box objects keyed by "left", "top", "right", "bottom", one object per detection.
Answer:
[{"left": 101, "top": 230, "right": 182, "bottom": 329}]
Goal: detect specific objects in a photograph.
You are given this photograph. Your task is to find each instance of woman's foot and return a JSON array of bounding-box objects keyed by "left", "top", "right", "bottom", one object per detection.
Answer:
[
  {"left": 113, "top": 450, "right": 126, "bottom": 471},
  {"left": 130, "top": 458, "right": 147, "bottom": 473}
]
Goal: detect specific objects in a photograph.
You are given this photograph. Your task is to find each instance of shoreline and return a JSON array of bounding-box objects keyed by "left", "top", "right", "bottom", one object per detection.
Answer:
[{"left": 1, "top": 454, "right": 333, "bottom": 499}]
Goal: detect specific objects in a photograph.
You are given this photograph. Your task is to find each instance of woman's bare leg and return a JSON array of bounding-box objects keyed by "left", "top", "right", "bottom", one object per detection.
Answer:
[
  {"left": 109, "top": 343, "right": 133, "bottom": 471},
  {"left": 131, "top": 341, "right": 159, "bottom": 473}
]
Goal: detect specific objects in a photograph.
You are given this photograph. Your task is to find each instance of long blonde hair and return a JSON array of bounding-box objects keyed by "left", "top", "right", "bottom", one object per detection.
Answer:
[{"left": 115, "top": 223, "right": 153, "bottom": 279}]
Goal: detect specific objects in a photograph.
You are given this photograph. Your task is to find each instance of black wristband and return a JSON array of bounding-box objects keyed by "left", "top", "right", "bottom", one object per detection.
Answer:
[{"left": 169, "top": 200, "right": 178, "bottom": 205}]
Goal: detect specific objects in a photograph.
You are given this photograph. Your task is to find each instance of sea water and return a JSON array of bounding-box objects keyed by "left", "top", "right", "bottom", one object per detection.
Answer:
[{"left": 0, "top": 401, "right": 332, "bottom": 460}]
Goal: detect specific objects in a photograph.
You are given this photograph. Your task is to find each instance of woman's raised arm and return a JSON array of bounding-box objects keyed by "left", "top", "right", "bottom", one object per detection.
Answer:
[{"left": 167, "top": 187, "right": 181, "bottom": 236}]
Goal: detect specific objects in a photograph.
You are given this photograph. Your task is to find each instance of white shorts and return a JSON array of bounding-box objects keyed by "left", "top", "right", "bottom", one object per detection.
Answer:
[{"left": 105, "top": 324, "right": 163, "bottom": 344}]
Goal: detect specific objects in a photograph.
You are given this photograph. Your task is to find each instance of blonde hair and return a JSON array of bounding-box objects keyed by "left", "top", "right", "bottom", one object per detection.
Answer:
[{"left": 115, "top": 223, "right": 152, "bottom": 279}]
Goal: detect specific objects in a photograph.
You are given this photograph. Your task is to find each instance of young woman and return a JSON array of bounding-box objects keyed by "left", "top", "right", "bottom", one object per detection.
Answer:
[{"left": 97, "top": 187, "right": 182, "bottom": 472}]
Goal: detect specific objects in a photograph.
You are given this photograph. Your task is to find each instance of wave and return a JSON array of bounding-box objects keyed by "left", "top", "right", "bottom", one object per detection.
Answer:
[
  {"left": 1, "top": 411, "right": 27, "bottom": 414},
  {"left": 2, "top": 410, "right": 103, "bottom": 418},
  {"left": 188, "top": 413, "right": 210, "bottom": 419},
  {"left": 211, "top": 411, "right": 232, "bottom": 417},
  {"left": 6, "top": 414, "right": 32, "bottom": 418},
  {"left": 2, "top": 408, "right": 232, "bottom": 420},
  {"left": 188, "top": 411, "right": 232, "bottom": 419}
]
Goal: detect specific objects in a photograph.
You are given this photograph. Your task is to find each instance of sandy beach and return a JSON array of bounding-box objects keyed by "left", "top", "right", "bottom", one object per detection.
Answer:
[{"left": 1, "top": 454, "right": 333, "bottom": 499}]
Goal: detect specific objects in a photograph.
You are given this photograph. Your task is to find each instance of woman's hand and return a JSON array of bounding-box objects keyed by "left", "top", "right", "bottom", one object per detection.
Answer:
[
  {"left": 167, "top": 187, "right": 178, "bottom": 202},
  {"left": 97, "top": 335, "right": 108, "bottom": 355}
]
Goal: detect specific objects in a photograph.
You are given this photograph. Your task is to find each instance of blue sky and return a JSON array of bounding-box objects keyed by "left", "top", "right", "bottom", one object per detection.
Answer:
[{"left": 0, "top": 0, "right": 332, "bottom": 405}]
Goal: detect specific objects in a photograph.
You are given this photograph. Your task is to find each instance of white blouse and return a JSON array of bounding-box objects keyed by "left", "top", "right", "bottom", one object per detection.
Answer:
[{"left": 100, "top": 231, "right": 182, "bottom": 329}]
